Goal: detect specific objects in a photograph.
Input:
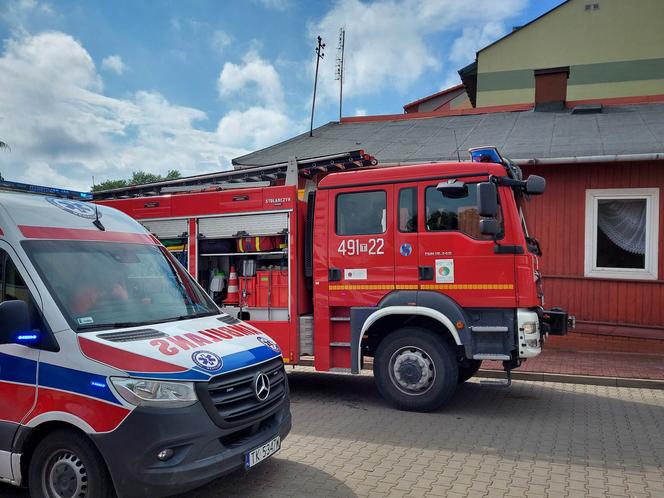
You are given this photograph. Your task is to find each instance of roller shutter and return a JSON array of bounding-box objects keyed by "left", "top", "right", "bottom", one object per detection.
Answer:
[
  {"left": 199, "top": 213, "right": 288, "bottom": 239},
  {"left": 140, "top": 219, "right": 188, "bottom": 239}
]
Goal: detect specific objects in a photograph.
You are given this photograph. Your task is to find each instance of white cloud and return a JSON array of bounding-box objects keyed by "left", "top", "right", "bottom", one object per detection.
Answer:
[
  {"left": 211, "top": 29, "right": 232, "bottom": 53},
  {"left": 0, "top": 32, "right": 248, "bottom": 191},
  {"left": 217, "top": 51, "right": 285, "bottom": 108},
  {"left": 354, "top": 108, "right": 367, "bottom": 116},
  {"left": 449, "top": 21, "right": 506, "bottom": 65},
  {"left": 311, "top": 0, "right": 526, "bottom": 101},
  {"left": 101, "top": 54, "right": 127, "bottom": 75},
  {"left": 217, "top": 107, "right": 291, "bottom": 149},
  {"left": 216, "top": 51, "right": 295, "bottom": 150}
]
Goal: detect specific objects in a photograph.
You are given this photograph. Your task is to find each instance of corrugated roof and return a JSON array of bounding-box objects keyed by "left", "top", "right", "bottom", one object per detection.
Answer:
[{"left": 232, "top": 103, "right": 664, "bottom": 167}]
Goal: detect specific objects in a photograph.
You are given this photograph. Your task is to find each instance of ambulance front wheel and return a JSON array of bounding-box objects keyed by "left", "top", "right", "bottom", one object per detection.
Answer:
[
  {"left": 29, "top": 429, "right": 115, "bottom": 498},
  {"left": 373, "top": 327, "right": 458, "bottom": 412}
]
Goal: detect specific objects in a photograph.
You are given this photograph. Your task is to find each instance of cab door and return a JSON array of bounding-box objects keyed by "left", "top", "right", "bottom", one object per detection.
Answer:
[
  {"left": 394, "top": 185, "right": 419, "bottom": 290},
  {"left": 327, "top": 186, "right": 394, "bottom": 307},
  {"left": 0, "top": 247, "right": 40, "bottom": 471},
  {"left": 417, "top": 181, "right": 517, "bottom": 308}
]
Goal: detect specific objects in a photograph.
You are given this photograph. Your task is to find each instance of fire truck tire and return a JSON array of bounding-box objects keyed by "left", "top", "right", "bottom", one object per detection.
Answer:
[
  {"left": 28, "top": 429, "right": 115, "bottom": 498},
  {"left": 458, "top": 360, "right": 482, "bottom": 383},
  {"left": 373, "top": 327, "right": 458, "bottom": 412}
]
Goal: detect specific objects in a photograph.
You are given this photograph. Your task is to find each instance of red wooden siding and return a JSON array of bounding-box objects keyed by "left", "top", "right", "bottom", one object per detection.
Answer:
[{"left": 521, "top": 160, "right": 664, "bottom": 332}]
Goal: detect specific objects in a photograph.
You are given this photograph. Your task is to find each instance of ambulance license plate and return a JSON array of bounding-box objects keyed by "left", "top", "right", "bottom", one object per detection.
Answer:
[{"left": 245, "top": 436, "right": 280, "bottom": 469}]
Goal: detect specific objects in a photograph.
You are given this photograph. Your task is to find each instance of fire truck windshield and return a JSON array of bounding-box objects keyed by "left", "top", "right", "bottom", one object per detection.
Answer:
[{"left": 22, "top": 240, "right": 218, "bottom": 331}]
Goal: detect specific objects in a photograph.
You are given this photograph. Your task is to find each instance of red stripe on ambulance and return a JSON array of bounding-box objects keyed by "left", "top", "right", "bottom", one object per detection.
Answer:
[
  {"left": 78, "top": 336, "right": 189, "bottom": 373},
  {"left": 19, "top": 225, "right": 156, "bottom": 244}
]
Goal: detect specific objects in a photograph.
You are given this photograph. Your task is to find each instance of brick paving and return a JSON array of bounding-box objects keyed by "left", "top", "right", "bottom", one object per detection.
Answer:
[
  {"left": 3, "top": 368, "right": 664, "bottom": 498},
  {"left": 483, "top": 349, "right": 664, "bottom": 380}
]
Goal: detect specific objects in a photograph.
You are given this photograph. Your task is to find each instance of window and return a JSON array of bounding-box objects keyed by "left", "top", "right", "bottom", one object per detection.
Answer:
[
  {"left": 0, "top": 249, "right": 45, "bottom": 331},
  {"left": 585, "top": 188, "right": 659, "bottom": 280},
  {"left": 425, "top": 184, "right": 500, "bottom": 239},
  {"left": 398, "top": 188, "right": 417, "bottom": 232},
  {"left": 336, "top": 191, "right": 386, "bottom": 235}
]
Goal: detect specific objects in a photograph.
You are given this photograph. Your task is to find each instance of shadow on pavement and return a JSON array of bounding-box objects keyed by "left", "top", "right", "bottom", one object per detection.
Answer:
[
  {"left": 286, "top": 368, "right": 664, "bottom": 472},
  {"left": 175, "top": 458, "right": 357, "bottom": 498}
]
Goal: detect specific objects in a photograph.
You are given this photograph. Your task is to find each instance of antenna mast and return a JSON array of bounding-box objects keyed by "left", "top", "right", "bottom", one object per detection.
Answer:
[
  {"left": 309, "top": 36, "right": 325, "bottom": 137},
  {"left": 335, "top": 27, "right": 345, "bottom": 122}
]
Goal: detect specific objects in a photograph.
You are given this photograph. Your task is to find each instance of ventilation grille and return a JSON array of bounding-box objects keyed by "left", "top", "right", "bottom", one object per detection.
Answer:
[
  {"left": 97, "top": 329, "right": 167, "bottom": 342},
  {"left": 217, "top": 314, "right": 241, "bottom": 325}
]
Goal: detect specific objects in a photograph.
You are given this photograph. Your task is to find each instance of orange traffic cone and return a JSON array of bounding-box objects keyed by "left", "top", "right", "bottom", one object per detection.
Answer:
[{"left": 225, "top": 265, "right": 239, "bottom": 305}]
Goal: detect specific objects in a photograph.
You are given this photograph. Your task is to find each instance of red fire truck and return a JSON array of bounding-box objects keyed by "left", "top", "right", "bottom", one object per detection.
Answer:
[{"left": 96, "top": 148, "right": 571, "bottom": 411}]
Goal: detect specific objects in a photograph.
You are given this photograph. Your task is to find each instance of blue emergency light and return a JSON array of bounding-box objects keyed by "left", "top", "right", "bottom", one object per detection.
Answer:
[
  {"left": 15, "top": 332, "right": 40, "bottom": 344},
  {"left": 469, "top": 146, "right": 504, "bottom": 164},
  {"left": 0, "top": 179, "right": 93, "bottom": 200},
  {"left": 90, "top": 380, "right": 107, "bottom": 389}
]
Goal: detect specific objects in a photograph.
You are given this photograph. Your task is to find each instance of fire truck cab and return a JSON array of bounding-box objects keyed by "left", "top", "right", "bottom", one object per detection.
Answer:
[{"left": 99, "top": 148, "right": 571, "bottom": 412}]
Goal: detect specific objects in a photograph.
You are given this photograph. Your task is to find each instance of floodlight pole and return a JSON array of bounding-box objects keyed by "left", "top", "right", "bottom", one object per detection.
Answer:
[{"left": 309, "top": 36, "right": 325, "bottom": 137}]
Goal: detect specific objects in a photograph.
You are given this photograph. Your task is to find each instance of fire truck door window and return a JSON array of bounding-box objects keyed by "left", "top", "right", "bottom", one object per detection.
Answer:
[
  {"left": 425, "top": 185, "right": 502, "bottom": 240},
  {"left": 336, "top": 191, "right": 387, "bottom": 235},
  {"left": 398, "top": 188, "right": 418, "bottom": 232}
]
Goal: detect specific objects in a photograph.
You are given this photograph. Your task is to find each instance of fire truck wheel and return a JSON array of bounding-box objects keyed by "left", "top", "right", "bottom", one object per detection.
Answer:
[
  {"left": 458, "top": 360, "right": 482, "bottom": 383},
  {"left": 28, "top": 429, "right": 115, "bottom": 498},
  {"left": 374, "top": 327, "right": 458, "bottom": 412}
]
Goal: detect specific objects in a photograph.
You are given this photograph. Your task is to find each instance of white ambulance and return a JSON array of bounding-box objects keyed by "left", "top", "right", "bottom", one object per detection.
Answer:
[{"left": 0, "top": 180, "right": 291, "bottom": 498}]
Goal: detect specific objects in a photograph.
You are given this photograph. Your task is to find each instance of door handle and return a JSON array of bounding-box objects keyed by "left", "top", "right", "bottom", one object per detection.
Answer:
[
  {"left": 329, "top": 268, "right": 342, "bottom": 282},
  {"left": 419, "top": 266, "right": 434, "bottom": 281}
]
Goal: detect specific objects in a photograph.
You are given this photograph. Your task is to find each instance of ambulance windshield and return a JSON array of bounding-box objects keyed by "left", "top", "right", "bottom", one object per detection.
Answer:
[{"left": 22, "top": 240, "right": 219, "bottom": 331}]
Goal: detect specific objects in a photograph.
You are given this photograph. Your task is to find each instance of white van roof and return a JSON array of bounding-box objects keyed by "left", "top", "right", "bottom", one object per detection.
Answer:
[{"left": 0, "top": 192, "right": 152, "bottom": 243}]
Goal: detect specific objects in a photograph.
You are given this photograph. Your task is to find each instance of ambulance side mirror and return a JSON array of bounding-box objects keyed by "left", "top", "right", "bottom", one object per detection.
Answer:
[
  {"left": 477, "top": 182, "right": 498, "bottom": 217},
  {"left": 0, "top": 300, "right": 32, "bottom": 345}
]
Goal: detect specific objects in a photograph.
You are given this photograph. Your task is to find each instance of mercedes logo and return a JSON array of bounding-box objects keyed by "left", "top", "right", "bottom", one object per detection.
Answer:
[{"left": 254, "top": 372, "right": 271, "bottom": 402}]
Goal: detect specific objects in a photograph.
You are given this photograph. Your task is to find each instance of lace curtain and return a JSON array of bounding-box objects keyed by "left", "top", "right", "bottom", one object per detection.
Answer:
[{"left": 597, "top": 199, "right": 646, "bottom": 254}]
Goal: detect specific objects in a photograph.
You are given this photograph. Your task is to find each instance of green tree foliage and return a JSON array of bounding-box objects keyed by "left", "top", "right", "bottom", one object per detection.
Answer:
[{"left": 92, "top": 169, "right": 182, "bottom": 192}]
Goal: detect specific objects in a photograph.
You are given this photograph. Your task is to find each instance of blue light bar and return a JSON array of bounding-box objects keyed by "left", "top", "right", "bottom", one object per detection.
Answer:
[
  {"left": 15, "top": 332, "right": 40, "bottom": 344},
  {"left": 469, "top": 146, "right": 503, "bottom": 164},
  {"left": 90, "top": 380, "right": 107, "bottom": 389},
  {"left": 0, "top": 179, "right": 93, "bottom": 200}
]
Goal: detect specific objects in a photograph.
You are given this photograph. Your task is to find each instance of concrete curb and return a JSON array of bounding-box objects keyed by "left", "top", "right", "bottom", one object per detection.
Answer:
[
  {"left": 476, "top": 369, "right": 664, "bottom": 389},
  {"left": 293, "top": 358, "right": 664, "bottom": 389}
]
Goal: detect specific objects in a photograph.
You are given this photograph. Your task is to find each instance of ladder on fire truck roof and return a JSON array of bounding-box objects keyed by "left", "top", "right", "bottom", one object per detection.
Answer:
[{"left": 92, "top": 150, "right": 378, "bottom": 200}]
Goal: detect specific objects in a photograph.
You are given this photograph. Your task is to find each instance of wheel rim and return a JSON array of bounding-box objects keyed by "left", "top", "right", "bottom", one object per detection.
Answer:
[
  {"left": 43, "top": 450, "right": 88, "bottom": 498},
  {"left": 388, "top": 346, "right": 436, "bottom": 396}
]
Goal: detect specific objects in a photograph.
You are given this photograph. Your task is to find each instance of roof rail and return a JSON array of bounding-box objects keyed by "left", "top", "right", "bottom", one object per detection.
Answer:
[
  {"left": 93, "top": 150, "right": 377, "bottom": 200},
  {"left": 0, "top": 179, "right": 93, "bottom": 200}
]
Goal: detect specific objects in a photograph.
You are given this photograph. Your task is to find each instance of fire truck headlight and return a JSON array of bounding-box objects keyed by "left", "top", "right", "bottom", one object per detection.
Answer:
[
  {"left": 522, "top": 322, "right": 538, "bottom": 335},
  {"left": 110, "top": 377, "right": 198, "bottom": 408}
]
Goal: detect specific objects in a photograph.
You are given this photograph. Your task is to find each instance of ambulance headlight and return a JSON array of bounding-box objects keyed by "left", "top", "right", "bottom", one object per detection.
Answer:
[{"left": 110, "top": 378, "right": 197, "bottom": 408}]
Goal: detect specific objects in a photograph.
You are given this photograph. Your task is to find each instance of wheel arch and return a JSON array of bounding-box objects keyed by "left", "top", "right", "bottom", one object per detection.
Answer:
[{"left": 351, "top": 306, "right": 462, "bottom": 373}]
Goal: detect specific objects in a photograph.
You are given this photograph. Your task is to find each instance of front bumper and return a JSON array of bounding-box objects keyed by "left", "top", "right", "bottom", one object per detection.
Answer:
[{"left": 92, "top": 390, "right": 291, "bottom": 498}]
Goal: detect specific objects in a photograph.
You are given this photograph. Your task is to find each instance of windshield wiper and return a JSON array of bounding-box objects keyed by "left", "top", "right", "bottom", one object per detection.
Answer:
[{"left": 162, "top": 311, "right": 218, "bottom": 323}]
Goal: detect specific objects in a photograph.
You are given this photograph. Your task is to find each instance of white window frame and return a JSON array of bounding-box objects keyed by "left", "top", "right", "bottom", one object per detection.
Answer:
[{"left": 584, "top": 188, "right": 659, "bottom": 280}]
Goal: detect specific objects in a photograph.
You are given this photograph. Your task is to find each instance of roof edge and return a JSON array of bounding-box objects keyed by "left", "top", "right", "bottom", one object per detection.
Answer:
[
  {"left": 403, "top": 84, "right": 464, "bottom": 111},
  {"left": 341, "top": 93, "right": 664, "bottom": 124}
]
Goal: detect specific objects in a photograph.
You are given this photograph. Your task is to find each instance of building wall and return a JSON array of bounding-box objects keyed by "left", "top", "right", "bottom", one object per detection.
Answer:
[
  {"left": 476, "top": 0, "right": 664, "bottom": 107},
  {"left": 521, "top": 160, "right": 664, "bottom": 335}
]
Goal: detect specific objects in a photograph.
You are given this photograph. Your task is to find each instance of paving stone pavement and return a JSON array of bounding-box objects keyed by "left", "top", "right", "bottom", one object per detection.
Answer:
[{"left": 2, "top": 368, "right": 663, "bottom": 498}]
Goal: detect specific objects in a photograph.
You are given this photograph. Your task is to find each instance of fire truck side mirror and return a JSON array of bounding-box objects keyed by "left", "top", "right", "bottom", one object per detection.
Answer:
[
  {"left": 437, "top": 180, "right": 467, "bottom": 198},
  {"left": 479, "top": 218, "right": 501, "bottom": 236},
  {"left": 477, "top": 182, "right": 498, "bottom": 217},
  {"left": 525, "top": 175, "right": 546, "bottom": 195}
]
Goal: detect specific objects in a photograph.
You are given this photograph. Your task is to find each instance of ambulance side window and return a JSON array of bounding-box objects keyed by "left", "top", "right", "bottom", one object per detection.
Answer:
[{"left": 0, "top": 250, "right": 45, "bottom": 331}]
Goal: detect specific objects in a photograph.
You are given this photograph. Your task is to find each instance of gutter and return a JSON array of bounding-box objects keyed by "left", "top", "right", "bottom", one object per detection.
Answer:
[{"left": 512, "top": 153, "right": 664, "bottom": 166}]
